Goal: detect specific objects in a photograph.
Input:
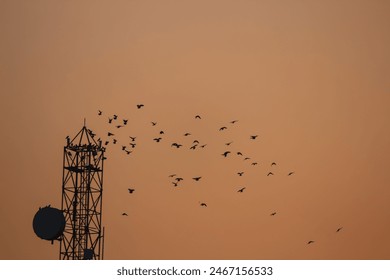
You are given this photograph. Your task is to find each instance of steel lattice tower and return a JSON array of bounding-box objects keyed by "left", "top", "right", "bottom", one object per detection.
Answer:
[{"left": 60, "top": 125, "right": 105, "bottom": 260}]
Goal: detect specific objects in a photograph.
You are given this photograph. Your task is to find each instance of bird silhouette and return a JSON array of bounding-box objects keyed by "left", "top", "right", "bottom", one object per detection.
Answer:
[
  {"left": 267, "top": 172, "right": 274, "bottom": 176},
  {"left": 171, "top": 143, "right": 182, "bottom": 148},
  {"left": 129, "top": 136, "right": 136, "bottom": 141},
  {"left": 98, "top": 110, "right": 102, "bottom": 115},
  {"left": 230, "top": 120, "right": 238, "bottom": 124},
  {"left": 113, "top": 139, "right": 117, "bottom": 144},
  {"left": 244, "top": 157, "right": 250, "bottom": 160},
  {"left": 137, "top": 104, "right": 144, "bottom": 109},
  {"left": 270, "top": 212, "right": 277, "bottom": 216},
  {"left": 200, "top": 203, "right": 207, "bottom": 207},
  {"left": 222, "top": 151, "right": 231, "bottom": 157},
  {"left": 237, "top": 152, "right": 243, "bottom": 156},
  {"left": 307, "top": 241, "right": 315, "bottom": 245},
  {"left": 225, "top": 141, "right": 233, "bottom": 146},
  {"left": 195, "top": 115, "right": 201, "bottom": 119},
  {"left": 184, "top": 132, "right": 191, "bottom": 136},
  {"left": 193, "top": 140, "right": 199, "bottom": 144},
  {"left": 122, "top": 213, "right": 128, "bottom": 216},
  {"left": 128, "top": 188, "right": 135, "bottom": 194},
  {"left": 108, "top": 118, "right": 113, "bottom": 124},
  {"left": 130, "top": 143, "right": 136, "bottom": 148},
  {"left": 108, "top": 132, "right": 114, "bottom": 136},
  {"left": 251, "top": 162, "right": 258, "bottom": 165},
  {"left": 250, "top": 135, "right": 258, "bottom": 139},
  {"left": 336, "top": 227, "right": 343, "bottom": 233},
  {"left": 172, "top": 182, "right": 178, "bottom": 187},
  {"left": 200, "top": 144, "right": 207, "bottom": 148},
  {"left": 123, "top": 119, "right": 128, "bottom": 125},
  {"left": 237, "top": 187, "right": 245, "bottom": 193},
  {"left": 175, "top": 177, "right": 183, "bottom": 182},
  {"left": 219, "top": 126, "right": 227, "bottom": 131},
  {"left": 113, "top": 114, "right": 118, "bottom": 120},
  {"left": 151, "top": 122, "right": 157, "bottom": 126},
  {"left": 125, "top": 150, "right": 132, "bottom": 155},
  {"left": 104, "top": 141, "right": 109, "bottom": 145},
  {"left": 190, "top": 145, "right": 197, "bottom": 150},
  {"left": 116, "top": 125, "right": 123, "bottom": 128},
  {"left": 271, "top": 162, "right": 276, "bottom": 166},
  {"left": 153, "top": 137, "right": 162, "bottom": 142},
  {"left": 237, "top": 172, "right": 244, "bottom": 176},
  {"left": 122, "top": 146, "right": 127, "bottom": 150},
  {"left": 168, "top": 174, "right": 177, "bottom": 177},
  {"left": 159, "top": 130, "right": 164, "bottom": 134},
  {"left": 192, "top": 177, "right": 202, "bottom": 181},
  {"left": 288, "top": 172, "right": 295, "bottom": 176}
]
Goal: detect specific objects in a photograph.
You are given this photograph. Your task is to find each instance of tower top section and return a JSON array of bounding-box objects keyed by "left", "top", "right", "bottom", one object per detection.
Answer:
[{"left": 65, "top": 125, "right": 103, "bottom": 151}]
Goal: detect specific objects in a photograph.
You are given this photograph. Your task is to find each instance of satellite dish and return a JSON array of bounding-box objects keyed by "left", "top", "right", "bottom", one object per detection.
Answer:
[{"left": 33, "top": 206, "right": 65, "bottom": 241}]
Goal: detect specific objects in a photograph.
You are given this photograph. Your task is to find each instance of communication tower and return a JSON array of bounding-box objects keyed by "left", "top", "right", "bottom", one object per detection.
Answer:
[{"left": 59, "top": 125, "right": 105, "bottom": 259}]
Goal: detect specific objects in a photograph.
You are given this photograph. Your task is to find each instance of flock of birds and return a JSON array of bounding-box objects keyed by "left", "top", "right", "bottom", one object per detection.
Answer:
[{"left": 93, "top": 104, "right": 343, "bottom": 246}]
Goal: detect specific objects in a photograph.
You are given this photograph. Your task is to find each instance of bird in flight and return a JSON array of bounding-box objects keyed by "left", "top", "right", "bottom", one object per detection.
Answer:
[
  {"left": 244, "top": 157, "right": 250, "bottom": 160},
  {"left": 267, "top": 172, "right": 274, "bottom": 176},
  {"left": 122, "top": 145, "right": 127, "bottom": 151},
  {"left": 200, "top": 203, "right": 207, "bottom": 207},
  {"left": 193, "top": 140, "right": 199, "bottom": 144},
  {"left": 237, "top": 172, "right": 244, "bottom": 176},
  {"left": 307, "top": 241, "right": 315, "bottom": 245},
  {"left": 288, "top": 172, "right": 295, "bottom": 176},
  {"left": 129, "top": 143, "right": 136, "bottom": 148},
  {"left": 200, "top": 144, "right": 207, "bottom": 148},
  {"left": 336, "top": 227, "right": 343, "bottom": 233},
  {"left": 270, "top": 212, "right": 277, "bottom": 216},
  {"left": 230, "top": 120, "right": 238, "bottom": 124},
  {"left": 219, "top": 126, "right": 227, "bottom": 131},
  {"left": 116, "top": 125, "right": 123, "bottom": 128},
  {"left": 128, "top": 188, "right": 135, "bottom": 194},
  {"left": 168, "top": 174, "right": 177, "bottom": 178},
  {"left": 151, "top": 122, "right": 157, "bottom": 126},
  {"left": 222, "top": 151, "right": 231, "bottom": 157},
  {"left": 160, "top": 130, "right": 164, "bottom": 134},
  {"left": 175, "top": 177, "right": 184, "bottom": 182},
  {"left": 123, "top": 119, "right": 128, "bottom": 125},
  {"left": 184, "top": 132, "right": 191, "bottom": 136},
  {"left": 172, "top": 182, "right": 178, "bottom": 187},
  {"left": 108, "top": 118, "right": 113, "bottom": 124},
  {"left": 107, "top": 132, "right": 114, "bottom": 136},
  {"left": 171, "top": 143, "right": 182, "bottom": 148},
  {"left": 122, "top": 213, "right": 128, "bottom": 216},
  {"left": 225, "top": 141, "right": 233, "bottom": 146},
  {"left": 190, "top": 144, "right": 197, "bottom": 150},
  {"left": 113, "top": 114, "right": 118, "bottom": 120},
  {"left": 237, "top": 152, "right": 243, "bottom": 156},
  {"left": 98, "top": 110, "right": 102, "bottom": 115},
  {"left": 251, "top": 162, "right": 258, "bottom": 166},
  {"left": 137, "top": 104, "right": 144, "bottom": 109},
  {"left": 153, "top": 137, "right": 162, "bottom": 142},
  {"left": 237, "top": 187, "right": 245, "bottom": 193},
  {"left": 250, "top": 135, "right": 258, "bottom": 140},
  {"left": 271, "top": 162, "right": 277, "bottom": 166},
  {"left": 195, "top": 115, "right": 201, "bottom": 119},
  {"left": 113, "top": 139, "right": 117, "bottom": 144},
  {"left": 192, "top": 177, "right": 202, "bottom": 181},
  {"left": 125, "top": 150, "right": 132, "bottom": 155},
  {"left": 129, "top": 136, "right": 136, "bottom": 141}
]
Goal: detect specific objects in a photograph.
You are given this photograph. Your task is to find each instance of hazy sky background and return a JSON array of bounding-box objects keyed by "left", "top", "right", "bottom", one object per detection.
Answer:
[{"left": 1, "top": 0, "right": 390, "bottom": 259}]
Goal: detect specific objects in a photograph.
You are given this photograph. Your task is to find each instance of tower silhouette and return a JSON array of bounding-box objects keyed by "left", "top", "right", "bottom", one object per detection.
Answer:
[{"left": 60, "top": 125, "right": 105, "bottom": 259}]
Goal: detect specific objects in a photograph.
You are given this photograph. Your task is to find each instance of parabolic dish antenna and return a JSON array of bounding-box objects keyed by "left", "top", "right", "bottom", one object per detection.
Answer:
[{"left": 33, "top": 206, "right": 65, "bottom": 241}]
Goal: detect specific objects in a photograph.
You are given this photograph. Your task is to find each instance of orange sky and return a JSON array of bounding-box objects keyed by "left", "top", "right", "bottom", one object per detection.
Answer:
[{"left": 1, "top": 0, "right": 390, "bottom": 260}]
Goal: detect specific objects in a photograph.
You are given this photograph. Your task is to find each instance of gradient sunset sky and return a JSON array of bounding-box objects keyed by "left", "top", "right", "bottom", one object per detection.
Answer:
[{"left": 1, "top": 0, "right": 390, "bottom": 260}]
